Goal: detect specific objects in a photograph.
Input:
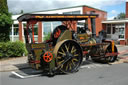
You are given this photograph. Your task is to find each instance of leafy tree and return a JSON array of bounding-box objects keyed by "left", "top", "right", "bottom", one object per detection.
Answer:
[
  {"left": 0, "top": 0, "right": 13, "bottom": 42},
  {"left": 44, "top": 32, "right": 51, "bottom": 41},
  {"left": 20, "top": 10, "right": 24, "bottom": 14},
  {"left": 114, "top": 13, "right": 125, "bottom": 19},
  {"left": 0, "top": 0, "right": 8, "bottom": 14}
]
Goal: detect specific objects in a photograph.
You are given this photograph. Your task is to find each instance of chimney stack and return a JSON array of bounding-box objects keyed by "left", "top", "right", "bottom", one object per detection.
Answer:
[{"left": 126, "top": 0, "right": 128, "bottom": 18}]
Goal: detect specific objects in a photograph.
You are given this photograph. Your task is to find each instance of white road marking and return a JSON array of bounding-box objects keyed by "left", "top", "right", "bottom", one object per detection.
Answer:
[
  {"left": 11, "top": 71, "right": 25, "bottom": 79},
  {"left": 80, "top": 64, "right": 109, "bottom": 69},
  {"left": 82, "top": 58, "right": 86, "bottom": 61},
  {"left": 11, "top": 71, "right": 41, "bottom": 79}
]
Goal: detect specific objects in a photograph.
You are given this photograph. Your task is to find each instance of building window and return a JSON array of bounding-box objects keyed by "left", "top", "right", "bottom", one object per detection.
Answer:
[
  {"left": 119, "top": 27, "right": 125, "bottom": 39},
  {"left": 112, "top": 26, "right": 116, "bottom": 34},
  {"left": 115, "top": 24, "right": 125, "bottom": 39},
  {"left": 72, "top": 11, "right": 80, "bottom": 14},
  {"left": 52, "top": 22, "right": 62, "bottom": 29},
  {"left": 90, "top": 11, "right": 95, "bottom": 14},
  {"left": 63, "top": 11, "right": 80, "bottom": 14},
  {"left": 106, "top": 24, "right": 111, "bottom": 34},
  {"left": 106, "top": 23, "right": 125, "bottom": 40},
  {"left": 63, "top": 12, "right": 72, "bottom": 14},
  {"left": 107, "top": 27, "right": 111, "bottom": 34},
  {"left": 13, "top": 24, "right": 19, "bottom": 35},
  {"left": 43, "top": 21, "right": 61, "bottom": 35},
  {"left": 34, "top": 24, "right": 38, "bottom": 35},
  {"left": 43, "top": 22, "right": 51, "bottom": 35}
]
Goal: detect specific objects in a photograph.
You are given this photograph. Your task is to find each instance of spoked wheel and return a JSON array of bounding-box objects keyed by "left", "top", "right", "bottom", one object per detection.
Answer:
[
  {"left": 105, "top": 45, "right": 118, "bottom": 62},
  {"left": 91, "top": 45, "right": 118, "bottom": 63},
  {"left": 54, "top": 40, "right": 83, "bottom": 73}
]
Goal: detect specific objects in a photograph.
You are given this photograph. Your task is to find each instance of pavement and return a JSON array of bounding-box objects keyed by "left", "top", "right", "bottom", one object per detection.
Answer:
[
  {"left": 0, "top": 56, "right": 29, "bottom": 72},
  {"left": 0, "top": 45, "right": 128, "bottom": 72}
]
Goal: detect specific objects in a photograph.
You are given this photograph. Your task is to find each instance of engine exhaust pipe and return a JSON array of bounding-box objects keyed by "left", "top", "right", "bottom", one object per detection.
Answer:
[{"left": 91, "top": 18, "right": 96, "bottom": 38}]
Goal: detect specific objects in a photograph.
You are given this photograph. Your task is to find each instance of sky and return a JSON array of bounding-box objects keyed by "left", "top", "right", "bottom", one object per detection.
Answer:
[{"left": 7, "top": 0, "right": 126, "bottom": 20}]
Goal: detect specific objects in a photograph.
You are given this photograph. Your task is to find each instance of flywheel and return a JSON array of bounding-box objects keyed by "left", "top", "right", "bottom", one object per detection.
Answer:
[{"left": 52, "top": 25, "right": 68, "bottom": 46}]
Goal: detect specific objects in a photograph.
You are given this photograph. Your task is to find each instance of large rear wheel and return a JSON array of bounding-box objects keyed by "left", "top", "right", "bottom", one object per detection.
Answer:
[{"left": 54, "top": 40, "right": 83, "bottom": 73}]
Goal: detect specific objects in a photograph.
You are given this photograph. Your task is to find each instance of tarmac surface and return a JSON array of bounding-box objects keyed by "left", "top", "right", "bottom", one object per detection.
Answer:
[
  {"left": 1, "top": 63, "right": 128, "bottom": 85},
  {"left": 0, "top": 45, "right": 128, "bottom": 72}
]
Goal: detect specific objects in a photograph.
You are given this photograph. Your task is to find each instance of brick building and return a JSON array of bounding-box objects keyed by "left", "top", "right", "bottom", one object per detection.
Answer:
[
  {"left": 102, "top": 1, "right": 128, "bottom": 45},
  {"left": 11, "top": 5, "right": 107, "bottom": 42}
]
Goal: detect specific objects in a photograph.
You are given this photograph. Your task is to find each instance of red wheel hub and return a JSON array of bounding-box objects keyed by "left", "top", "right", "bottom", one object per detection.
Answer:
[{"left": 43, "top": 52, "right": 53, "bottom": 62}]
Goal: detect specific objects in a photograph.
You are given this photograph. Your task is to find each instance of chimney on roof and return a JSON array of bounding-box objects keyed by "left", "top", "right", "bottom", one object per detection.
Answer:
[{"left": 126, "top": 0, "right": 128, "bottom": 18}]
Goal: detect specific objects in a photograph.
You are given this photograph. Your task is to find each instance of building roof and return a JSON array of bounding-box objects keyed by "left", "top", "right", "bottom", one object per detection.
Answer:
[
  {"left": 12, "top": 5, "right": 106, "bottom": 22},
  {"left": 102, "top": 18, "right": 128, "bottom": 24},
  {"left": 29, "top": 5, "right": 107, "bottom": 14}
]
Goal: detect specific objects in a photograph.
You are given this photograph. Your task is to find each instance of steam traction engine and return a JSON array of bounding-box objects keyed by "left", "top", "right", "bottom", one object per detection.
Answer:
[{"left": 17, "top": 14, "right": 118, "bottom": 75}]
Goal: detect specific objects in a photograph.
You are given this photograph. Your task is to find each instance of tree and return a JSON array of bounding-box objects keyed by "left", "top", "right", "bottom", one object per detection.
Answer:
[
  {"left": 0, "top": 0, "right": 13, "bottom": 42},
  {"left": 20, "top": 10, "right": 24, "bottom": 14},
  {"left": 0, "top": 0, "right": 8, "bottom": 14},
  {"left": 114, "top": 13, "right": 125, "bottom": 19}
]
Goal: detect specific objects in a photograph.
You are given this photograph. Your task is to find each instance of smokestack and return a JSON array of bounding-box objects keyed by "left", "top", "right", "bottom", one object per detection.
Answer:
[
  {"left": 126, "top": 0, "right": 128, "bottom": 18},
  {"left": 91, "top": 18, "right": 96, "bottom": 38}
]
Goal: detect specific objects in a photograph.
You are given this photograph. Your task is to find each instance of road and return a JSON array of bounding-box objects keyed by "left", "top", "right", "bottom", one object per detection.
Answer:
[{"left": 1, "top": 63, "right": 128, "bottom": 85}]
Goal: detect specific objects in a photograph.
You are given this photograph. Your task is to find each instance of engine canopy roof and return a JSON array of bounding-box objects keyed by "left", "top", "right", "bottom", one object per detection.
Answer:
[{"left": 17, "top": 14, "right": 98, "bottom": 22}]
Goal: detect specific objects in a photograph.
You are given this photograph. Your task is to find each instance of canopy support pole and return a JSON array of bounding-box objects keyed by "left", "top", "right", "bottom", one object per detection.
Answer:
[{"left": 19, "top": 21, "right": 23, "bottom": 42}]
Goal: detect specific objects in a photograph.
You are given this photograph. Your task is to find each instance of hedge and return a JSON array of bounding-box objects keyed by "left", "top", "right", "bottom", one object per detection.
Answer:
[
  {"left": 43, "top": 32, "right": 51, "bottom": 41},
  {"left": 0, "top": 41, "right": 28, "bottom": 59}
]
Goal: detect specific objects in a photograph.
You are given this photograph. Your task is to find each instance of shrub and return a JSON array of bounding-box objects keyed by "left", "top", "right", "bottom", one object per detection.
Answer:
[
  {"left": 0, "top": 41, "right": 28, "bottom": 59},
  {"left": 43, "top": 32, "right": 51, "bottom": 41}
]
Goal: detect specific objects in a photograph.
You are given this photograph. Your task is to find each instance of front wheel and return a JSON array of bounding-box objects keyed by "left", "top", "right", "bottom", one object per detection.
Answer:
[
  {"left": 91, "top": 45, "right": 118, "bottom": 63},
  {"left": 106, "top": 45, "right": 118, "bottom": 62}
]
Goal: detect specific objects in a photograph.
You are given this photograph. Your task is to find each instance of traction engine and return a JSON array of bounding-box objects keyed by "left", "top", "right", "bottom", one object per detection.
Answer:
[{"left": 17, "top": 14, "right": 118, "bottom": 75}]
